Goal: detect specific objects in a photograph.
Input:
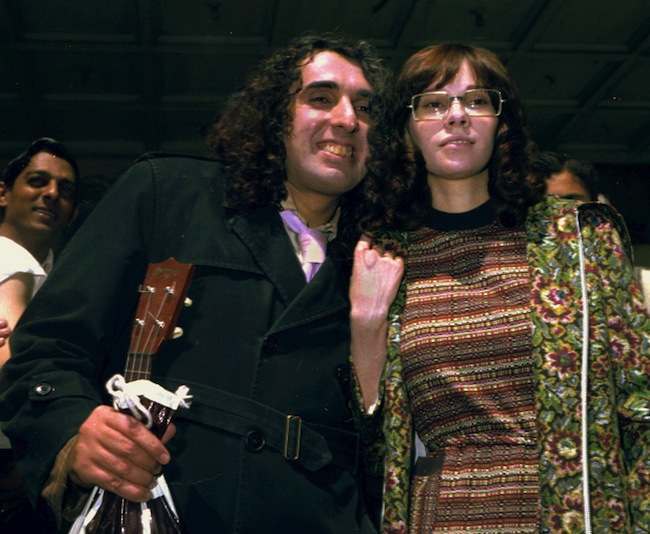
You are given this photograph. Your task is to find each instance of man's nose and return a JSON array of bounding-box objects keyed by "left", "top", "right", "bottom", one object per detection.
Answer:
[
  {"left": 42, "top": 179, "right": 59, "bottom": 200},
  {"left": 331, "top": 98, "right": 359, "bottom": 133}
]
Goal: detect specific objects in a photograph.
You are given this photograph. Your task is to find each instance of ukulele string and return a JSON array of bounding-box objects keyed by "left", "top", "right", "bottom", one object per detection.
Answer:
[
  {"left": 127, "top": 285, "right": 155, "bottom": 381},
  {"left": 139, "top": 281, "right": 175, "bottom": 365}
]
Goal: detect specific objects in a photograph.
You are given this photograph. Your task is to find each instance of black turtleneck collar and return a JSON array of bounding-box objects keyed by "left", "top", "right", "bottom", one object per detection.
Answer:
[{"left": 425, "top": 198, "right": 496, "bottom": 231}]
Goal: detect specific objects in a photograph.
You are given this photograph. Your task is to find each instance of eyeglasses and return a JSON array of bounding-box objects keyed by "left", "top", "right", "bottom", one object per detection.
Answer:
[{"left": 408, "top": 89, "right": 505, "bottom": 121}]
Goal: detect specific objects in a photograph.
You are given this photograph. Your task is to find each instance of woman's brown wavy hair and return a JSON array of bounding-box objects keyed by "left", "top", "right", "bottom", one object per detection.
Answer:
[
  {"left": 206, "top": 33, "right": 392, "bottom": 236},
  {"left": 359, "top": 43, "right": 544, "bottom": 232}
]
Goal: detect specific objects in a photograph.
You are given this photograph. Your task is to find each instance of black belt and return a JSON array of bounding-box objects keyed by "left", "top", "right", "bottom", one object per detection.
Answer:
[{"left": 157, "top": 378, "right": 359, "bottom": 474}]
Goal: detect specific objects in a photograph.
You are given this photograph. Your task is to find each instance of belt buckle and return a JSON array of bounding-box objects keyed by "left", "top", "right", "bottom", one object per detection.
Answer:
[{"left": 283, "top": 414, "right": 302, "bottom": 461}]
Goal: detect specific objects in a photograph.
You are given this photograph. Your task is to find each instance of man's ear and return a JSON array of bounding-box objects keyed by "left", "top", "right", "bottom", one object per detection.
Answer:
[{"left": 0, "top": 181, "right": 9, "bottom": 208}]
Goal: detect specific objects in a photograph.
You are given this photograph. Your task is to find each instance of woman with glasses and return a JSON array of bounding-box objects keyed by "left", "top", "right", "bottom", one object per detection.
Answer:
[{"left": 349, "top": 43, "right": 649, "bottom": 532}]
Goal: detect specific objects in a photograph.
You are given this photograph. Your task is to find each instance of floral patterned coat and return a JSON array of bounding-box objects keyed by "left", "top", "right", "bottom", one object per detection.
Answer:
[{"left": 368, "top": 197, "right": 650, "bottom": 533}]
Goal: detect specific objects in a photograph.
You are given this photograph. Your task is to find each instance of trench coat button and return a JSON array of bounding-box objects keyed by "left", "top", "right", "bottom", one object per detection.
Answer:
[
  {"left": 245, "top": 429, "right": 266, "bottom": 452},
  {"left": 261, "top": 336, "right": 279, "bottom": 355},
  {"left": 34, "top": 383, "right": 54, "bottom": 396}
]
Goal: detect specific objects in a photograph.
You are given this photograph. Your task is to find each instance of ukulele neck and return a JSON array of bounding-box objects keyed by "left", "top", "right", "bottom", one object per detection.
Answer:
[
  {"left": 123, "top": 258, "right": 193, "bottom": 383},
  {"left": 124, "top": 353, "right": 153, "bottom": 382}
]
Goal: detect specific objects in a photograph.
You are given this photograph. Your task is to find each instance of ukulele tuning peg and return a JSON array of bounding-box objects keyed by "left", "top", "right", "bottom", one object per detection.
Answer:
[
  {"left": 172, "top": 327, "right": 184, "bottom": 339},
  {"left": 184, "top": 297, "right": 193, "bottom": 308}
]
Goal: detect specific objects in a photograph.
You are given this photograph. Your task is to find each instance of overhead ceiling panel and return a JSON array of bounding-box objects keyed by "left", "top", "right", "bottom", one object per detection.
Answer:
[
  {"left": 524, "top": 109, "right": 574, "bottom": 146},
  {"left": 0, "top": 56, "right": 16, "bottom": 93},
  {"left": 511, "top": 53, "right": 620, "bottom": 101},
  {"left": 560, "top": 108, "right": 650, "bottom": 146},
  {"left": 0, "top": 101, "right": 32, "bottom": 141},
  {"left": 272, "top": 0, "right": 407, "bottom": 46},
  {"left": 41, "top": 103, "right": 144, "bottom": 142},
  {"left": 399, "top": 0, "right": 537, "bottom": 50},
  {"left": 606, "top": 57, "right": 650, "bottom": 103},
  {"left": 159, "top": 0, "right": 273, "bottom": 44},
  {"left": 161, "top": 52, "right": 263, "bottom": 96},
  {"left": 29, "top": 50, "right": 140, "bottom": 94},
  {"left": 14, "top": 0, "right": 136, "bottom": 41},
  {"left": 160, "top": 107, "right": 216, "bottom": 149},
  {"left": 534, "top": 0, "right": 649, "bottom": 50}
]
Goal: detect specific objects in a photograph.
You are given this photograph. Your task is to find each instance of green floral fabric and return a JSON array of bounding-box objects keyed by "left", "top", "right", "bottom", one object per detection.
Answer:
[{"left": 371, "top": 197, "right": 650, "bottom": 533}]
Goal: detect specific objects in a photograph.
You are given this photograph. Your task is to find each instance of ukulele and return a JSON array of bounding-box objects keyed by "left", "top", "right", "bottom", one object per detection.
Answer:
[{"left": 72, "top": 258, "right": 194, "bottom": 534}]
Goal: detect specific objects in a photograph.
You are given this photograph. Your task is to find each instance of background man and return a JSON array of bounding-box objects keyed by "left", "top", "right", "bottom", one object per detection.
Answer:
[
  {"left": 0, "top": 137, "right": 78, "bottom": 532},
  {"left": 0, "top": 34, "right": 390, "bottom": 533},
  {"left": 530, "top": 150, "right": 600, "bottom": 202},
  {"left": 0, "top": 137, "right": 78, "bottom": 365}
]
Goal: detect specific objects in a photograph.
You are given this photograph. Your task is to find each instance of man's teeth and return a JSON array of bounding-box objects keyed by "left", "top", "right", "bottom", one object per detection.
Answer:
[{"left": 321, "top": 143, "right": 353, "bottom": 157}]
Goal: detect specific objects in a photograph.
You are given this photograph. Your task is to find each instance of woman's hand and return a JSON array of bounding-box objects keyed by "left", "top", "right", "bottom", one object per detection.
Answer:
[
  {"left": 350, "top": 236, "right": 404, "bottom": 327},
  {"left": 349, "top": 236, "right": 404, "bottom": 411}
]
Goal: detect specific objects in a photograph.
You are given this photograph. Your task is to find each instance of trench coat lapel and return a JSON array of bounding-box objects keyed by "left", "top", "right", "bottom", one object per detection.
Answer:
[
  {"left": 229, "top": 207, "right": 349, "bottom": 333},
  {"left": 229, "top": 206, "right": 305, "bottom": 306},
  {"left": 267, "top": 251, "right": 349, "bottom": 336}
]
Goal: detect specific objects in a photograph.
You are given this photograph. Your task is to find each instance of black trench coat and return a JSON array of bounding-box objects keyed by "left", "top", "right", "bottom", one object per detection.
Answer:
[{"left": 0, "top": 154, "right": 378, "bottom": 533}]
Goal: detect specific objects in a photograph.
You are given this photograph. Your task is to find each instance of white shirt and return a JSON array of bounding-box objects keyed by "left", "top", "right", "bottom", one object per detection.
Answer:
[
  {"left": 0, "top": 237, "right": 52, "bottom": 448},
  {"left": 0, "top": 236, "right": 53, "bottom": 298}
]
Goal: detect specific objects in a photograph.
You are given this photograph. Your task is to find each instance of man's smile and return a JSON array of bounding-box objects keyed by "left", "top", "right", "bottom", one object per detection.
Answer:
[{"left": 317, "top": 141, "right": 354, "bottom": 159}]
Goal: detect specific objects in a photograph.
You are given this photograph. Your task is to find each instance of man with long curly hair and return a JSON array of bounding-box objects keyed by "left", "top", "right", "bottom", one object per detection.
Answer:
[{"left": 0, "top": 34, "right": 391, "bottom": 533}]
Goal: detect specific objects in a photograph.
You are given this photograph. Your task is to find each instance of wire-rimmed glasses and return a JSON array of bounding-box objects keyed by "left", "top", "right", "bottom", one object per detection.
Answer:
[{"left": 408, "top": 89, "right": 505, "bottom": 121}]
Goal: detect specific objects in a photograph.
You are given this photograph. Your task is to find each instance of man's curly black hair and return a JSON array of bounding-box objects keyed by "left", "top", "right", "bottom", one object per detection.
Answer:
[{"left": 206, "top": 33, "right": 392, "bottom": 227}]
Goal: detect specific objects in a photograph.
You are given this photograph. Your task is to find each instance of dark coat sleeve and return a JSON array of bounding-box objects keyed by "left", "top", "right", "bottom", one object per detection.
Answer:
[{"left": 0, "top": 159, "right": 157, "bottom": 503}]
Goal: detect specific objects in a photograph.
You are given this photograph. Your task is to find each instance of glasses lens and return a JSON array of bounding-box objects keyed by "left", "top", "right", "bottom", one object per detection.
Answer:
[
  {"left": 411, "top": 89, "right": 502, "bottom": 120},
  {"left": 413, "top": 93, "right": 449, "bottom": 120},
  {"left": 462, "top": 89, "right": 501, "bottom": 116}
]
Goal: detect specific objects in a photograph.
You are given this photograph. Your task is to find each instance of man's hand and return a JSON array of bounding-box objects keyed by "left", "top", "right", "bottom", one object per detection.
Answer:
[
  {"left": 69, "top": 405, "right": 175, "bottom": 502},
  {"left": 0, "top": 319, "right": 11, "bottom": 348}
]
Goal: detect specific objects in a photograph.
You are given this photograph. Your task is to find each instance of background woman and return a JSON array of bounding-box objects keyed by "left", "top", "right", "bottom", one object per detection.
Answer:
[{"left": 350, "top": 43, "right": 650, "bottom": 533}]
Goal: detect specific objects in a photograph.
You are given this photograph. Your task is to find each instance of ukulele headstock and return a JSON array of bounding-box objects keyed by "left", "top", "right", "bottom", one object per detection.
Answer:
[{"left": 129, "top": 258, "right": 194, "bottom": 357}]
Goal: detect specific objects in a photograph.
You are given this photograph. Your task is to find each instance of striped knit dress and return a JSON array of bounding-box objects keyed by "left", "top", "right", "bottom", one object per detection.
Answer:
[{"left": 401, "top": 200, "right": 540, "bottom": 532}]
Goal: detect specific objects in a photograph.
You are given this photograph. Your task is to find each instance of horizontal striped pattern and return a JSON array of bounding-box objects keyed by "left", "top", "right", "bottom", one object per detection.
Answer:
[{"left": 402, "top": 222, "right": 540, "bottom": 531}]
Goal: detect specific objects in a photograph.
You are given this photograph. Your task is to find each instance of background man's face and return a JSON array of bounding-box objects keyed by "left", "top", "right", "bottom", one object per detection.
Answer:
[
  {"left": 546, "top": 169, "right": 591, "bottom": 201},
  {"left": 283, "top": 51, "right": 372, "bottom": 204},
  {"left": 0, "top": 151, "right": 77, "bottom": 236}
]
